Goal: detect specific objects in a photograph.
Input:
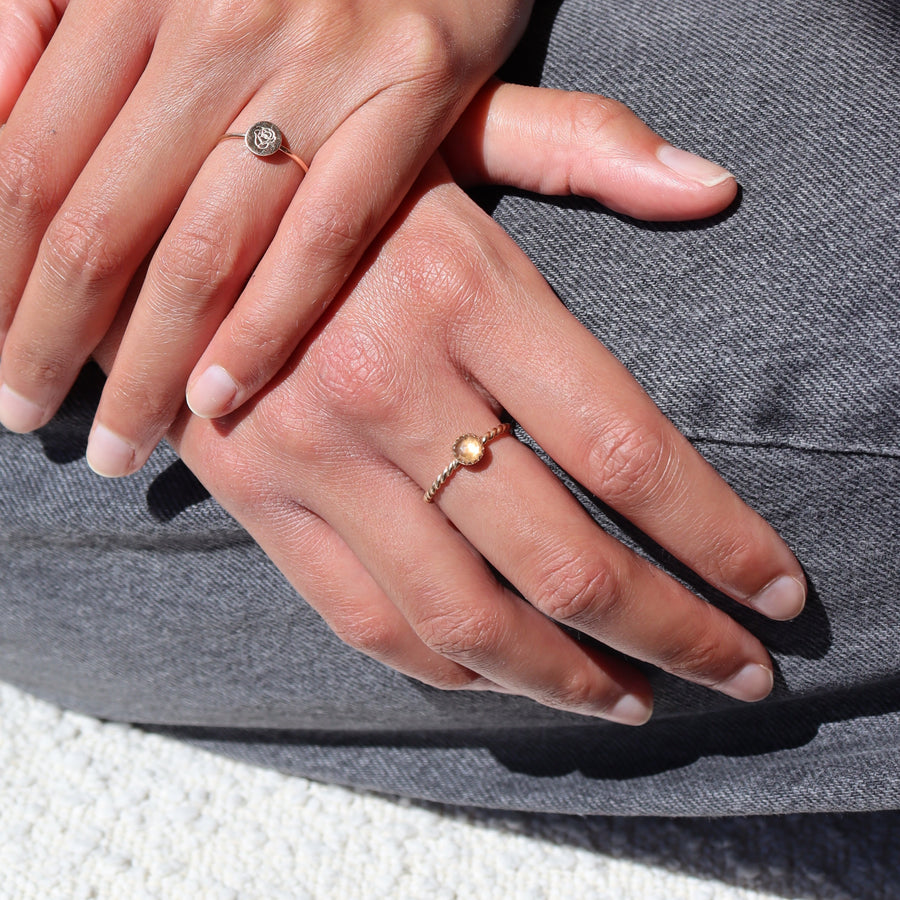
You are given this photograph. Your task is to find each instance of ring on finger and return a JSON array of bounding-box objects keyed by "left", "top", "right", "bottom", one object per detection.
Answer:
[
  {"left": 218, "top": 121, "right": 309, "bottom": 173},
  {"left": 424, "top": 423, "right": 512, "bottom": 503}
]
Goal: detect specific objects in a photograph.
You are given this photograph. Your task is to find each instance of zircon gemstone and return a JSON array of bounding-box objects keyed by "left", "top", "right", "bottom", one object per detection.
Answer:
[{"left": 453, "top": 434, "right": 484, "bottom": 466}]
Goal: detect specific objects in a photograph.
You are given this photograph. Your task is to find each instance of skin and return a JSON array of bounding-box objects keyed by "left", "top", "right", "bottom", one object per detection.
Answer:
[
  {"left": 1, "top": 2, "right": 807, "bottom": 721},
  {"left": 87, "top": 83, "right": 804, "bottom": 724},
  {"left": 0, "top": 0, "right": 735, "bottom": 480},
  {"left": 0, "top": 0, "right": 534, "bottom": 468}
]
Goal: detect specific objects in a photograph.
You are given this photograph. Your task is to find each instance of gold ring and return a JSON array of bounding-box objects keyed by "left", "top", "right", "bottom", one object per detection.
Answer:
[
  {"left": 424, "top": 423, "right": 512, "bottom": 503},
  {"left": 218, "top": 121, "right": 309, "bottom": 173}
]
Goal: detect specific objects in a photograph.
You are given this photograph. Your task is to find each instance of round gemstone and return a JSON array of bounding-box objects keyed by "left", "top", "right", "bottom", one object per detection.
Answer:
[
  {"left": 453, "top": 434, "right": 484, "bottom": 466},
  {"left": 246, "top": 121, "right": 283, "bottom": 157}
]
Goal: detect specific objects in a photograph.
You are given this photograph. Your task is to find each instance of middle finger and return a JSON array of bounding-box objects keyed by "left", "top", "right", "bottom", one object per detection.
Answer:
[
  {"left": 0, "top": 9, "right": 322, "bottom": 434},
  {"left": 383, "top": 387, "right": 777, "bottom": 704}
]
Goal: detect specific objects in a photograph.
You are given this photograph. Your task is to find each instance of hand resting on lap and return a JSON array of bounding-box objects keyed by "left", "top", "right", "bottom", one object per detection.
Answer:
[
  {"left": 0, "top": 0, "right": 737, "bottom": 484},
  {"left": 81, "top": 83, "right": 808, "bottom": 724}
]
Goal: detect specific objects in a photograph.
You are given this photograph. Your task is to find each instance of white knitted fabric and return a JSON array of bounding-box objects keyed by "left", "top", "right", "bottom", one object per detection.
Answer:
[{"left": 0, "top": 683, "right": 893, "bottom": 899}]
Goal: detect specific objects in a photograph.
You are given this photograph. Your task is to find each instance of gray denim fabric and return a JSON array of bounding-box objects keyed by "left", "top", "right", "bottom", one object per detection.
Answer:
[{"left": 1, "top": 0, "right": 898, "bottom": 816}]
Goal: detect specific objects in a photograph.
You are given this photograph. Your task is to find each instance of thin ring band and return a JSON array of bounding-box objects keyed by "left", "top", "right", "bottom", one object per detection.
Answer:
[
  {"left": 424, "top": 423, "right": 513, "bottom": 504},
  {"left": 218, "top": 121, "right": 309, "bottom": 173}
]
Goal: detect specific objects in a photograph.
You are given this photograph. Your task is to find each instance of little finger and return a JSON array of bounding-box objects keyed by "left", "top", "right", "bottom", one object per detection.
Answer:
[
  {"left": 234, "top": 497, "right": 501, "bottom": 694},
  {"left": 298, "top": 450, "right": 653, "bottom": 723}
]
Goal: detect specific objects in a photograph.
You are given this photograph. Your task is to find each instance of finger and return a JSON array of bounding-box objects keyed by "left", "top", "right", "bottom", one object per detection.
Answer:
[
  {"left": 90, "top": 316, "right": 507, "bottom": 697},
  {"left": 184, "top": 82, "right": 471, "bottom": 421},
  {"left": 443, "top": 80, "right": 737, "bottom": 221},
  {"left": 368, "top": 373, "right": 775, "bottom": 705},
  {"left": 229, "top": 495, "right": 504, "bottom": 694},
  {"left": 0, "top": 0, "right": 68, "bottom": 118},
  {"left": 83, "top": 119, "right": 308, "bottom": 477},
  {"left": 456, "top": 205, "right": 807, "bottom": 621},
  {"left": 295, "top": 442, "right": 653, "bottom": 723},
  {"left": 0, "top": 19, "right": 262, "bottom": 436},
  {"left": 0, "top": 0, "right": 157, "bottom": 352}
]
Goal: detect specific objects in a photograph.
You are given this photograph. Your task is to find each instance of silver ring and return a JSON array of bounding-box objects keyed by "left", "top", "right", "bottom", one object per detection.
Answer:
[{"left": 218, "top": 121, "right": 309, "bottom": 173}]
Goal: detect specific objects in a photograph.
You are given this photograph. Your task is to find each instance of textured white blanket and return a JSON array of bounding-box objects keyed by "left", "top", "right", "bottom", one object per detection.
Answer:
[{"left": 1, "top": 683, "right": 894, "bottom": 899}]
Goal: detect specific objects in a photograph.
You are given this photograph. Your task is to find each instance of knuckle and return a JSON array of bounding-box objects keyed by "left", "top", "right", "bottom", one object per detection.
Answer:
[
  {"left": 387, "top": 213, "right": 497, "bottom": 342},
  {"left": 102, "top": 371, "right": 178, "bottom": 435},
  {"left": 418, "top": 667, "right": 484, "bottom": 692},
  {"left": 197, "top": 0, "right": 282, "bottom": 47},
  {"left": 41, "top": 205, "right": 123, "bottom": 288},
  {"left": 536, "top": 552, "right": 622, "bottom": 625},
  {"left": 564, "top": 92, "right": 630, "bottom": 146},
  {"left": 331, "top": 612, "right": 402, "bottom": 661},
  {"left": 153, "top": 221, "right": 239, "bottom": 309},
  {"left": 415, "top": 606, "right": 502, "bottom": 664},
  {"left": 702, "top": 528, "right": 767, "bottom": 592},
  {"left": 224, "top": 307, "right": 294, "bottom": 384},
  {"left": 390, "top": 12, "right": 458, "bottom": 88},
  {"left": 309, "top": 324, "right": 405, "bottom": 422},
  {"left": 0, "top": 140, "right": 56, "bottom": 233},
  {"left": 7, "top": 336, "right": 70, "bottom": 390},
  {"left": 293, "top": 194, "right": 368, "bottom": 263},
  {"left": 393, "top": 221, "right": 487, "bottom": 301},
  {"left": 544, "top": 666, "right": 606, "bottom": 712},
  {"left": 658, "top": 612, "right": 729, "bottom": 681},
  {"left": 585, "top": 418, "right": 676, "bottom": 508}
]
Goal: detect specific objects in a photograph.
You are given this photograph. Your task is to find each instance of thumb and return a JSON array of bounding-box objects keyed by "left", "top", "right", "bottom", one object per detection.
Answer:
[
  {"left": 444, "top": 79, "right": 737, "bottom": 222},
  {"left": 0, "top": 0, "right": 69, "bottom": 119}
]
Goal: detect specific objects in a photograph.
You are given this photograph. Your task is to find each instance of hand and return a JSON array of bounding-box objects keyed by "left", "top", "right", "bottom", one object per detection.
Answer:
[
  {"left": 0, "top": 0, "right": 532, "bottom": 459},
  {"left": 0, "top": 0, "right": 736, "bottom": 482},
  {"left": 91, "top": 84, "right": 803, "bottom": 724}
]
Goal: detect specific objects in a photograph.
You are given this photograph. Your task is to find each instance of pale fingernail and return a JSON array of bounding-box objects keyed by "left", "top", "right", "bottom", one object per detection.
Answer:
[
  {"left": 86, "top": 425, "right": 135, "bottom": 478},
  {"left": 603, "top": 693, "right": 653, "bottom": 726},
  {"left": 748, "top": 575, "right": 807, "bottom": 620},
  {"left": 187, "top": 365, "right": 238, "bottom": 418},
  {"left": 719, "top": 663, "right": 773, "bottom": 702},
  {"left": 656, "top": 144, "right": 735, "bottom": 187},
  {"left": 0, "top": 382, "right": 45, "bottom": 433}
]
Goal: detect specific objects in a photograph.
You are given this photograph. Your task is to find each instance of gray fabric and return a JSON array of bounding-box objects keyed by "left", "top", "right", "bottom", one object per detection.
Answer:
[{"left": 1, "top": 0, "right": 898, "bottom": 815}]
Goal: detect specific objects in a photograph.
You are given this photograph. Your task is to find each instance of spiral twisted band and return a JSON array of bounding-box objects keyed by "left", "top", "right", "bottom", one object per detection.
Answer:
[{"left": 424, "top": 423, "right": 512, "bottom": 503}]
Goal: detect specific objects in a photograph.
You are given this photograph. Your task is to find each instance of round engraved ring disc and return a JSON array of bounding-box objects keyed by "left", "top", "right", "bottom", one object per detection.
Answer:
[
  {"left": 246, "top": 121, "right": 283, "bottom": 157},
  {"left": 453, "top": 434, "right": 484, "bottom": 466}
]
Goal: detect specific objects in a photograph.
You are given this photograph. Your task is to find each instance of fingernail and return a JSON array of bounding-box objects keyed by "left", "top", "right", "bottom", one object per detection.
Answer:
[
  {"left": 86, "top": 425, "right": 135, "bottom": 478},
  {"left": 656, "top": 144, "right": 735, "bottom": 187},
  {"left": 187, "top": 365, "right": 238, "bottom": 418},
  {"left": 719, "top": 663, "right": 773, "bottom": 702},
  {"left": 748, "top": 575, "right": 807, "bottom": 620},
  {"left": 603, "top": 693, "right": 653, "bottom": 726},
  {"left": 0, "top": 382, "right": 45, "bottom": 433}
]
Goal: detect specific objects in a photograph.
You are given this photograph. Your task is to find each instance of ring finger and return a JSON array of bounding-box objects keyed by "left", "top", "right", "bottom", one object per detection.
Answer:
[
  {"left": 374, "top": 384, "right": 776, "bottom": 706},
  {"left": 83, "top": 107, "right": 315, "bottom": 476}
]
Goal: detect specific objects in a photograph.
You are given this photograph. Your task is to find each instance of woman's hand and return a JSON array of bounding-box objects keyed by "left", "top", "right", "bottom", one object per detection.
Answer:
[
  {"left": 0, "top": 0, "right": 736, "bottom": 482},
  {"left": 0, "top": 0, "right": 533, "bottom": 458},
  {"left": 89, "top": 86, "right": 802, "bottom": 724}
]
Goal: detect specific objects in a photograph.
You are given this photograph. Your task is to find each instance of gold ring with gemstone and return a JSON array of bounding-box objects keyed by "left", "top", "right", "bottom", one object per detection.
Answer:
[
  {"left": 218, "top": 121, "right": 309, "bottom": 172},
  {"left": 424, "top": 423, "right": 512, "bottom": 503}
]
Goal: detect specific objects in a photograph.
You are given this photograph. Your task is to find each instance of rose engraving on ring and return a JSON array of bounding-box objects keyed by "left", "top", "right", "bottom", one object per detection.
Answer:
[{"left": 246, "top": 122, "right": 283, "bottom": 157}]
